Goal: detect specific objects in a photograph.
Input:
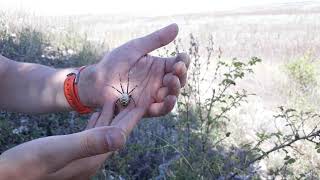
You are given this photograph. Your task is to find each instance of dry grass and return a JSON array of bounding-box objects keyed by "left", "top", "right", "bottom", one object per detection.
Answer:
[{"left": 1, "top": 5, "right": 320, "bottom": 178}]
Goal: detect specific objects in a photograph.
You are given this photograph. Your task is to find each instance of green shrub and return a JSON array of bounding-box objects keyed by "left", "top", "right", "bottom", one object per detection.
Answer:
[
  {"left": 1, "top": 16, "right": 320, "bottom": 179},
  {"left": 286, "top": 54, "right": 317, "bottom": 91},
  {"left": 0, "top": 21, "right": 103, "bottom": 67},
  {"left": 100, "top": 34, "right": 262, "bottom": 179}
]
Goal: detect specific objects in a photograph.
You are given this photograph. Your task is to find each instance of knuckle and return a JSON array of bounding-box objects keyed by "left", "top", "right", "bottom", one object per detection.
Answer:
[
  {"left": 178, "top": 53, "right": 191, "bottom": 67},
  {"left": 105, "top": 127, "right": 126, "bottom": 151},
  {"left": 163, "top": 74, "right": 171, "bottom": 85},
  {"left": 174, "top": 62, "right": 186, "bottom": 75},
  {"left": 80, "top": 133, "right": 100, "bottom": 156},
  {"left": 171, "top": 76, "right": 180, "bottom": 86}
]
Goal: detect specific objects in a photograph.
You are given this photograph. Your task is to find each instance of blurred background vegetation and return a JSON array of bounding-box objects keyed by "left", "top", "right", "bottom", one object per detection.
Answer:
[{"left": 1, "top": 2, "right": 320, "bottom": 179}]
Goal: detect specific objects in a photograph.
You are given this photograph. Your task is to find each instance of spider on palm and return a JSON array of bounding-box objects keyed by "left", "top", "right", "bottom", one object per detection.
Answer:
[{"left": 108, "top": 73, "right": 138, "bottom": 107}]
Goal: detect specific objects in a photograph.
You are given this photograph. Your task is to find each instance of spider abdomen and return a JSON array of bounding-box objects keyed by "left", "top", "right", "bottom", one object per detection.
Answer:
[
  {"left": 120, "top": 94, "right": 130, "bottom": 107},
  {"left": 108, "top": 73, "right": 137, "bottom": 108}
]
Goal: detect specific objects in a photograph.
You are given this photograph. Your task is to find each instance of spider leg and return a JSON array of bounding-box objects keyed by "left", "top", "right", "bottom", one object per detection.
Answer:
[
  {"left": 119, "top": 74, "right": 124, "bottom": 93},
  {"left": 127, "top": 72, "right": 130, "bottom": 93},
  {"left": 115, "top": 98, "right": 120, "bottom": 106},
  {"left": 113, "top": 98, "right": 121, "bottom": 117},
  {"left": 106, "top": 84, "right": 122, "bottom": 95},
  {"left": 130, "top": 96, "right": 136, "bottom": 107},
  {"left": 128, "top": 85, "right": 138, "bottom": 95}
]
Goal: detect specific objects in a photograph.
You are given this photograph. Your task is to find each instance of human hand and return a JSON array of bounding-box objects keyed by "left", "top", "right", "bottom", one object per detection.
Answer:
[
  {"left": 78, "top": 23, "right": 190, "bottom": 117},
  {"left": 0, "top": 106, "right": 144, "bottom": 180}
]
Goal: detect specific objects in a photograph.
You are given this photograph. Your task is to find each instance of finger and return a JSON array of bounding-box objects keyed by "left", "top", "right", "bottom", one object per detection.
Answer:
[
  {"left": 50, "top": 108, "right": 145, "bottom": 179},
  {"left": 95, "top": 102, "right": 114, "bottom": 127},
  {"left": 163, "top": 74, "right": 181, "bottom": 96},
  {"left": 156, "top": 87, "right": 169, "bottom": 102},
  {"left": 85, "top": 112, "right": 100, "bottom": 130},
  {"left": 27, "top": 127, "right": 126, "bottom": 174},
  {"left": 165, "top": 53, "right": 191, "bottom": 73},
  {"left": 124, "top": 23, "right": 178, "bottom": 58},
  {"left": 147, "top": 95, "right": 177, "bottom": 117},
  {"left": 173, "top": 61, "right": 188, "bottom": 87},
  {"left": 47, "top": 153, "right": 111, "bottom": 180},
  {"left": 111, "top": 107, "right": 145, "bottom": 136}
]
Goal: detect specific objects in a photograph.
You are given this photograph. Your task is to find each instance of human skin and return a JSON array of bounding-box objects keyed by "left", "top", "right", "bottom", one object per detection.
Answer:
[
  {"left": 0, "top": 23, "right": 190, "bottom": 118},
  {"left": 0, "top": 24, "right": 190, "bottom": 179},
  {"left": 0, "top": 107, "right": 144, "bottom": 180}
]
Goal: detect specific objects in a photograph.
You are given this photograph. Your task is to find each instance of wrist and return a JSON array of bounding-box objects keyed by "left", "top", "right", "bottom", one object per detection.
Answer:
[
  {"left": 63, "top": 66, "right": 94, "bottom": 114},
  {"left": 77, "top": 65, "right": 98, "bottom": 108}
]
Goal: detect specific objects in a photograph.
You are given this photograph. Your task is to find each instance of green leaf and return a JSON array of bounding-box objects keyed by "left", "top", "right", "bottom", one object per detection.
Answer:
[
  {"left": 249, "top": 57, "right": 262, "bottom": 65},
  {"left": 286, "top": 158, "right": 296, "bottom": 164},
  {"left": 221, "top": 107, "right": 230, "bottom": 112},
  {"left": 223, "top": 73, "right": 232, "bottom": 78},
  {"left": 222, "top": 79, "right": 236, "bottom": 86},
  {"left": 285, "top": 108, "right": 296, "bottom": 113},
  {"left": 234, "top": 72, "right": 245, "bottom": 79},
  {"left": 181, "top": 92, "right": 188, "bottom": 96},
  {"left": 232, "top": 61, "right": 244, "bottom": 68}
]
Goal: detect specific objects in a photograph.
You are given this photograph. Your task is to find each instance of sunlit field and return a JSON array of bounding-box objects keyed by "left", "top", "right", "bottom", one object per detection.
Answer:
[{"left": 1, "top": 1, "right": 320, "bottom": 179}]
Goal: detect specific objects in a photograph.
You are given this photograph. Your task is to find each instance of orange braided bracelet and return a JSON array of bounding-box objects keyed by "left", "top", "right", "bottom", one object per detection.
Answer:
[{"left": 64, "top": 66, "right": 92, "bottom": 114}]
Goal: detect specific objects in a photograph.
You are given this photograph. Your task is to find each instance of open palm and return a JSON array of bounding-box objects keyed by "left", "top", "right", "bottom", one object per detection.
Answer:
[{"left": 79, "top": 24, "right": 190, "bottom": 117}]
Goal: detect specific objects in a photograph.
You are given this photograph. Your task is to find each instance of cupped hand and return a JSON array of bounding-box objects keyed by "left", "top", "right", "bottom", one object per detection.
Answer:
[
  {"left": 78, "top": 23, "right": 190, "bottom": 117},
  {"left": 0, "top": 106, "right": 144, "bottom": 180}
]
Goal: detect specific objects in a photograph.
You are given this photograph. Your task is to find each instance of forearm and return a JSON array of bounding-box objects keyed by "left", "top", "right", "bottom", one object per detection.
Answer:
[{"left": 0, "top": 55, "right": 72, "bottom": 113}]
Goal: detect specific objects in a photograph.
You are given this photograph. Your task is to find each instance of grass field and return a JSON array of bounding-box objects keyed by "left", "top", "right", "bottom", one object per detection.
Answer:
[{"left": 1, "top": 1, "right": 320, "bottom": 179}]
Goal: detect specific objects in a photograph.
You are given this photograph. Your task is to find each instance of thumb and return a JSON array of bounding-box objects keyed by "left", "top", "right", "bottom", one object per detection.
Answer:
[
  {"left": 2, "top": 126, "right": 126, "bottom": 174},
  {"left": 48, "top": 126, "right": 126, "bottom": 169},
  {"left": 123, "top": 23, "right": 179, "bottom": 58}
]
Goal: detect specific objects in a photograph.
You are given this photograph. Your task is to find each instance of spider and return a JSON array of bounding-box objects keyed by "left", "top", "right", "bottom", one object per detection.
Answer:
[{"left": 107, "top": 73, "right": 138, "bottom": 107}]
